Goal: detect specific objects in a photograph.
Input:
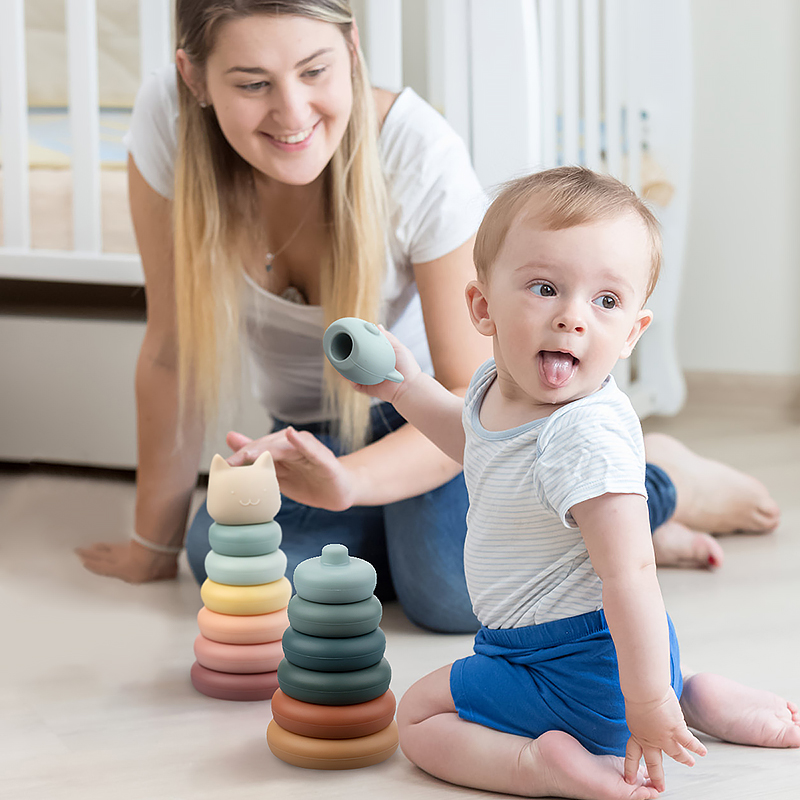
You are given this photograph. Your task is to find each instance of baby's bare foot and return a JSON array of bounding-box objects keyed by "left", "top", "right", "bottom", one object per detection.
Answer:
[
  {"left": 644, "top": 433, "right": 780, "bottom": 534},
  {"left": 652, "top": 520, "right": 724, "bottom": 569},
  {"left": 530, "top": 730, "right": 659, "bottom": 800},
  {"left": 681, "top": 673, "right": 800, "bottom": 748}
]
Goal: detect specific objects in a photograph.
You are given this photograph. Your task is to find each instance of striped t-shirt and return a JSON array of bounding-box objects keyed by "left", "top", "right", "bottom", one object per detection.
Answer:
[{"left": 462, "top": 359, "right": 647, "bottom": 629}]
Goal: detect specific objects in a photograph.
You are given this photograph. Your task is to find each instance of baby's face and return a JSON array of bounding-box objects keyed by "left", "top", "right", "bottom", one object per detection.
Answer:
[{"left": 483, "top": 210, "right": 653, "bottom": 412}]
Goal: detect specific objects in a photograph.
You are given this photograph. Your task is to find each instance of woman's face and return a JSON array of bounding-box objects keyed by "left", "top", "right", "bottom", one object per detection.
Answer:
[{"left": 202, "top": 14, "right": 354, "bottom": 186}]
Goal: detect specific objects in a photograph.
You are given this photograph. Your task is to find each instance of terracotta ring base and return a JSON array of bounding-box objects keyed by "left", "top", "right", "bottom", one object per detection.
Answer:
[
  {"left": 190, "top": 661, "right": 278, "bottom": 701},
  {"left": 267, "top": 720, "right": 398, "bottom": 770}
]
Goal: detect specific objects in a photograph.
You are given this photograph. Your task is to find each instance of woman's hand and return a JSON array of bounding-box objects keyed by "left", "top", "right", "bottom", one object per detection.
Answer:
[
  {"left": 226, "top": 427, "right": 361, "bottom": 511},
  {"left": 76, "top": 541, "right": 179, "bottom": 583}
]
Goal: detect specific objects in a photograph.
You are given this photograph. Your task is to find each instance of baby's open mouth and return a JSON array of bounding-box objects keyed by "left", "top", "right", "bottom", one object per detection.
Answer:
[{"left": 538, "top": 350, "right": 579, "bottom": 388}]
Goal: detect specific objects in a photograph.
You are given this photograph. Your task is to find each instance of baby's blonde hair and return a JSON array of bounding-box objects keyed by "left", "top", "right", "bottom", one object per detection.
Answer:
[{"left": 474, "top": 166, "right": 662, "bottom": 299}]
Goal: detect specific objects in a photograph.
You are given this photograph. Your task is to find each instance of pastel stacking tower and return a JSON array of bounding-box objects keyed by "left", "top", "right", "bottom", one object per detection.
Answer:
[
  {"left": 267, "top": 544, "right": 399, "bottom": 769},
  {"left": 191, "top": 452, "right": 291, "bottom": 701}
]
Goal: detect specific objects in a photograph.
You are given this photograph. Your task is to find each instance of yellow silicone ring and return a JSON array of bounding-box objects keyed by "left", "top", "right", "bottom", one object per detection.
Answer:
[
  {"left": 267, "top": 720, "right": 398, "bottom": 770},
  {"left": 201, "top": 577, "right": 292, "bottom": 616}
]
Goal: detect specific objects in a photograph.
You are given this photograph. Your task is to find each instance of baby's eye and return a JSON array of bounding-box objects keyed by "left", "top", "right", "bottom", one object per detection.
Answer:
[
  {"left": 530, "top": 282, "right": 556, "bottom": 297},
  {"left": 593, "top": 295, "right": 618, "bottom": 309}
]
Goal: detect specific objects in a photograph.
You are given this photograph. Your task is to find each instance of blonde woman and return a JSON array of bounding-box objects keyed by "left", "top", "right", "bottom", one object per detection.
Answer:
[{"left": 77, "top": 0, "right": 779, "bottom": 632}]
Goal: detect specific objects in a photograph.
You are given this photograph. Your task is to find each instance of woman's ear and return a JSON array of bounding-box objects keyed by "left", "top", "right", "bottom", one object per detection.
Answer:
[
  {"left": 176, "top": 49, "right": 207, "bottom": 105},
  {"left": 466, "top": 280, "right": 496, "bottom": 337},
  {"left": 619, "top": 308, "right": 654, "bottom": 359}
]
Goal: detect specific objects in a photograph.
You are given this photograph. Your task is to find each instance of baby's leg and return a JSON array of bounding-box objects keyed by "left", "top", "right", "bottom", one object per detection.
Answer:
[
  {"left": 397, "top": 664, "right": 660, "bottom": 800},
  {"left": 680, "top": 673, "right": 800, "bottom": 748}
]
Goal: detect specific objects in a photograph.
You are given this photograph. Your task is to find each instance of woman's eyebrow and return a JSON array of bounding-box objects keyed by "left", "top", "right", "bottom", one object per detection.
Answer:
[{"left": 225, "top": 48, "right": 335, "bottom": 76}]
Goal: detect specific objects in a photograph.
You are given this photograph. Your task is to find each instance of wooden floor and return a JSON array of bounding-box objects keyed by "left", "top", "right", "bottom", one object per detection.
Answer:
[{"left": 1, "top": 394, "right": 798, "bottom": 799}]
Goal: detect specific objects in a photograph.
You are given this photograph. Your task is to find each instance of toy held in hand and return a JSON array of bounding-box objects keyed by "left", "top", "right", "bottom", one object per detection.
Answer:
[{"left": 323, "top": 318, "right": 403, "bottom": 385}]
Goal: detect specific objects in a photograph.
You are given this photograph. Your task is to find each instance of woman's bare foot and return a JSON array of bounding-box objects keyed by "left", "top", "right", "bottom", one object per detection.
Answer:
[
  {"left": 680, "top": 673, "right": 800, "bottom": 748},
  {"left": 644, "top": 433, "right": 781, "bottom": 534},
  {"left": 652, "top": 520, "right": 724, "bottom": 569}
]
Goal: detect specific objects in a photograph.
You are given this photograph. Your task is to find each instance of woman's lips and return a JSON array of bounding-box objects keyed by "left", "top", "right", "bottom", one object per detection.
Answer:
[{"left": 263, "top": 122, "right": 318, "bottom": 151}]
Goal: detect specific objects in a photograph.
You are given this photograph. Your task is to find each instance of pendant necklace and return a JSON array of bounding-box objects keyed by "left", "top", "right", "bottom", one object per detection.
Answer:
[{"left": 265, "top": 206, "right": 313, "bottom": 272}]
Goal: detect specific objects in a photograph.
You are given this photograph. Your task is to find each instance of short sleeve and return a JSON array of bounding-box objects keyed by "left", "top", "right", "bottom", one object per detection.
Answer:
[
  {"left": 533, "top": 389, "right": 647, "bottom": 528},
  {"left": 123, "top": 65, "right": 179, "bottom": 199},
  {"left": 380, "top": 90, "right": 488, "bottom": 265}
]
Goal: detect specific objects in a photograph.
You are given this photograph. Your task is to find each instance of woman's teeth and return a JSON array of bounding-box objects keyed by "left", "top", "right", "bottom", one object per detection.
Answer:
[{"left": 272, "top": 127, "right": 313, "bottom": 144}]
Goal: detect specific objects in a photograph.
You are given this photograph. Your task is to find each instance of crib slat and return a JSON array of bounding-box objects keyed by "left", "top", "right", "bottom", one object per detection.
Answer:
[
  {"left": 1, "top": 0, "right": 31, "bottom": 249},
  {"left": 67, "top": 0, "right": 102, "bottom": 253},
  {"left": 603, "top": 0, "right": 623, "bottom": 179},
  {"left": 581, "top": 0, "right": 602, "bottom": 171},
  {"left": 139, "top": 0, "right": 172, "bottom": 81},
  {"left": 623, "top": 0, "right": 642, "bottom": 196},
  {"left": 363, "top": 0, "right": 403, "bottom": 93},
  {"left": 538, "top": 0, "right": 558, "bottom": 168},
  {"left": 561, "top": 0, "right": 580, "bottom": 166}
]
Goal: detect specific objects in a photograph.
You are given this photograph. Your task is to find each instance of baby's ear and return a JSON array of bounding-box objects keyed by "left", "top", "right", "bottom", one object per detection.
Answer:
[
  {"left": 620, "top": 308, "right": 654, "bottom": 359},
  {"left": 465, "top": 280, "right": 496, "bottom": 336},
  {"left": 209, "top": 454, "right": 230, "bottom": 474}
]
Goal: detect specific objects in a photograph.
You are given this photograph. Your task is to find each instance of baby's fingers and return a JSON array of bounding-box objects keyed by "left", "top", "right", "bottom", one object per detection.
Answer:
[
  {"left": 642, "top": 747, "right": 666, "bottom": 793},
  {"left": 624, "top": 738, "right": 644, "bottom": 785},
  {"left": 666, "top": 730, "right": 707, "bottom": 766}
]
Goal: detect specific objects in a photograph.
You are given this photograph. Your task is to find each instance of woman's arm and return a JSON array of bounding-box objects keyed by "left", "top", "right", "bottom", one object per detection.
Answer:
[{"left": 77, "top": 156, "right": 204, "bottom": 582}]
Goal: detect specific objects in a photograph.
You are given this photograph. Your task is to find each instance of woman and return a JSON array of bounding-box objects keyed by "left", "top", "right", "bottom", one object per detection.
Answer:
[{"left": 77, "top": 0, "right": 779, "bottom": 632}]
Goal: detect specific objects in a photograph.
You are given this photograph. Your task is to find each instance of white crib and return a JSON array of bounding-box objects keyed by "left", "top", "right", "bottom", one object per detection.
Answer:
[{"left": 0, "top": 0, "right": 691, "bottom": 467}]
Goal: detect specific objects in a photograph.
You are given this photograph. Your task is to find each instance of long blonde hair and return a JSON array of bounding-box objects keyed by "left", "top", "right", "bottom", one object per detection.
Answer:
[{"left": 174, "top": 0, "right": 386, "bottom": 449}]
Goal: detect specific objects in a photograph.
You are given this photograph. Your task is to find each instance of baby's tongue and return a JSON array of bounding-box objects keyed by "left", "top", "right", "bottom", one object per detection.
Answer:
[{"left": 539, "top": 351, "right": 576, "bottom": 388}]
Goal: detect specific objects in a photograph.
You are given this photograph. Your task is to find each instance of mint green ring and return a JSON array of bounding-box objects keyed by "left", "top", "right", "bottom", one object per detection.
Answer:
[
  {"left": 205, "top": 549, "right": 287, "bottom": 586},
  {"left": 208, "top": 520, "right": 282, "bottom": 556}
]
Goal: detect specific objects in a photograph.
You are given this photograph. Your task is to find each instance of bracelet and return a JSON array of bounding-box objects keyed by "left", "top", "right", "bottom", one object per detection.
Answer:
[{"left": 130, "top": 531, "right": 183, "bottom": 555}]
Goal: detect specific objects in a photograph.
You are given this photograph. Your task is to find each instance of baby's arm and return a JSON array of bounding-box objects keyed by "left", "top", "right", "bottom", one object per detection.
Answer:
[
  {"left": 354, "top": 328, "right": 467, "bottom": 465},
  {"left": 572, "top": 493, "right": 707, "bottom": 792}
]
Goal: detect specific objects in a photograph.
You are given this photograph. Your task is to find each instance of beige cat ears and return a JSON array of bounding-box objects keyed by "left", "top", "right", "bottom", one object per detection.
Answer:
[{"left": 207, "top": 451, "right": 282, "bottom": 525}]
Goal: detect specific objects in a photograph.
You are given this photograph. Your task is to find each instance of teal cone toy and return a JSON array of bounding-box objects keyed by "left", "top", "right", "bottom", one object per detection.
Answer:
[{"left": 323, "top": 318, "right": 404, "bottom": 385}]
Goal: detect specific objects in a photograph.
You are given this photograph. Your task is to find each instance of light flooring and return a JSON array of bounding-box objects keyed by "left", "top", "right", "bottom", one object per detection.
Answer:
[{"left": 1, "top": 395, "right": 798, "bottom": 799}]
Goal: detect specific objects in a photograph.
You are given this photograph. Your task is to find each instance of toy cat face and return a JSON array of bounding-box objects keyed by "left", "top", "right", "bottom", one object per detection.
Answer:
[{"left": 206, "top": 452, "right": 281, "bottom": 525}]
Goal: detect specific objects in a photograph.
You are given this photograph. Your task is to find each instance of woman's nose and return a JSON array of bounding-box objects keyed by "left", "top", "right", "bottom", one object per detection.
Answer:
[{"left": 273, "top": 81, "right": 308, "bottom": 129}]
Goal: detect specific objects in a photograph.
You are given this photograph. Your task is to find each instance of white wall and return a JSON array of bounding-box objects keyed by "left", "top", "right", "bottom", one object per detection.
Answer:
[{"left": 680, "top": 0, "right": 800, "bottom": 375}]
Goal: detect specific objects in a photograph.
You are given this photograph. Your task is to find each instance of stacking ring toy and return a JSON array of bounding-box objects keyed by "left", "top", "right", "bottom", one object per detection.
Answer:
[
  {"left": 287, "top": 595, "right": 382, "bottom": 638},
  {"left": 282, "top": 628, "right": 386, "bottom": 672},
  {"left": 197, "top": 606, "right": 289, "bottom": 645},
  {"left": 267, "top": 719, "right": 398, "bottom": 769},
  {"left": 271, "top": 688, "right": 396, "bottom": 739},
  {"left": 204, "top": 549, "right": 287, "bottom": 586},
  {"left": 208, "top": 520, "right": 282, "bottom": 557},
  {"left": 293, "top": 544, "right": 377, "bottom": 604},
  {"left": 194, "top": 635, "right": 284, "bottom": 674},
  {"left": 201, "top": 577, "right": 291, "bottom": 615},
  {"left": 277, "top": 658, "right": 391, "bottom": 706},
  {"left": 190, "top": 661, "right": 279, "bottom": 701}
]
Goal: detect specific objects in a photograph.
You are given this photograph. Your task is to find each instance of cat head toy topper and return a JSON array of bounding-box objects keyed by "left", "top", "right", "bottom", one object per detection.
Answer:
[{"left": 207, "top": 452, "right": 282, "bottom": 525}]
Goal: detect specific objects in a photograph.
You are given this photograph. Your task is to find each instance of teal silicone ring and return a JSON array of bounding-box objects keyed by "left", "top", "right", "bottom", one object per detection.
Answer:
[
  {"left": 282, "top": 628, "right": 386, "bottom": 673},
  {"left": 204, "top": 549, "right": 287, "bottom": 586},
  {"left": 208, "top": 520, "right": 282, "bottom": 557},
  {"left": 287, "top": 595, "right": 382, "bottom": 638},
  {"left": 293, "top": 544, "right": 377, "bottom": 604},
  {"left": 277, "top": 658, "right": 392, "bottom": 706}
]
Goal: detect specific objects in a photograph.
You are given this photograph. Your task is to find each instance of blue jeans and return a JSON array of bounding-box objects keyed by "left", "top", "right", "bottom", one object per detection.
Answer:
[{"left": 185, "top": 404, "right": 677, "bottom": 634}]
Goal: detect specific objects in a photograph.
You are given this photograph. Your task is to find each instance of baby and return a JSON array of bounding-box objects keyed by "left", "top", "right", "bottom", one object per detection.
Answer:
[{"left": 355, "top": 167, "right": 800, "bottom": 799}]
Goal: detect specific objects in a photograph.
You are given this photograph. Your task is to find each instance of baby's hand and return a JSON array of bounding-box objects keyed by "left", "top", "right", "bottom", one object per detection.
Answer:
[
  {"left": 350, "top": 326, "right": 422, "bottom": 405},
  {"left": 624, "top": 689, "right": 707, "bottom": 792}
]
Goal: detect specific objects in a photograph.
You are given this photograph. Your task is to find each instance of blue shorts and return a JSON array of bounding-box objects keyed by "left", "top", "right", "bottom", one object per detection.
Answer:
[{"left": 450, "top": 609, "right": 683, "bottom": 757}]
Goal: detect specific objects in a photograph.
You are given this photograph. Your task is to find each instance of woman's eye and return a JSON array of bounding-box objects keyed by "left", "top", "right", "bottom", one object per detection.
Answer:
[
  {"left": 530, "top": 283, "right": 556, "bottom": 297},
  {"left": 303, "top": 66, "right": 327, "bottom": 79},
  {"left": 594, "top": 295, "right": 617, "bottom": 309},
  {"left": 241, "top": 81, "right": 269, "bottom": 92}
]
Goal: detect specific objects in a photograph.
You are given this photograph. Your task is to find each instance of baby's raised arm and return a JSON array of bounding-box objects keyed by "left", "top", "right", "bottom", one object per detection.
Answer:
[{"left": 572, "top": 493, "right": 707, "bottom": 793}]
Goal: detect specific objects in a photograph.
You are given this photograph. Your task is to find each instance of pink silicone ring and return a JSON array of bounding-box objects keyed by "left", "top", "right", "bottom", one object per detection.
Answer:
[
  {"left": 197, "top": 606, "right": 289, "bottom": 645},
  {"left": 194, "top": 634, "right": 284, "bottom": 674},
  {"left": 191, "top": 661, "right": 279, "bottom": 701}
]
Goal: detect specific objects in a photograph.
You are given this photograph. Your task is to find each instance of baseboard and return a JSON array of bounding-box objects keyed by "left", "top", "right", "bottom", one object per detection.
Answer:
[{"left": 683, "top": 371, "right": 800, "bottom": 414}]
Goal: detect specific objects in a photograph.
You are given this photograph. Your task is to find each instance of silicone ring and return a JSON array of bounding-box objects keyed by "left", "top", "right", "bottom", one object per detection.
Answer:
[
  {"left": 287, "top": 595, "right": 382, "bottom": 638},
  {"left": 197, "top": 606, "right": 289, "bottom": 645},
  {"left": 277, "top": 658, "right": 392, "bottom": 706},
  {"left": 271, "top": 688, "right": 396, "bottom": 740},
  {"left": 282, "top": 628, "right": 386, "bottom": 673},
  {"left": 208, "top": 520, "right": 282, "bottom": 557},
  {"left": 190, "top": 661, "right": 279, "bottom": 701},
  {"left": 194, "top": 635, "right": 284, "bottom": 674},
  {"left": 204, "top": 549, "right": 287, "bottom": 586},
  {"left": 293, "top": 544, "right": 377, "bottom": 604},
  {"left": 201, "top": 577, "right": 292, "bottom": 616},
  {"left": 267, "top": 719, "right": 398, "bottom": 770}
]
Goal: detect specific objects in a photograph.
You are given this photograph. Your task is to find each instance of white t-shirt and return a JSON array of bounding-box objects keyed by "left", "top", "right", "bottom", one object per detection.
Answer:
[
  {"left": 462, "top": 359, "right": 648, "bottom": 629},
  {"left": 124, "top": 65, "right": 487, "bottom": 422}
]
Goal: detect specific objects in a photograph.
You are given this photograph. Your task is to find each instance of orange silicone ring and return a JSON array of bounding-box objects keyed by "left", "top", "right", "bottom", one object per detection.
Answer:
[
  {"left": 266, "top": 719, "right": 398, "bottom": 770},
  {"left": 194, "top": 634, "right": 284, "bottom": 674},
  {"left": 271, "top": 688, "right": 396, "bottom": 740},
  {"left": 197, "top": 606, "right": 289, "bottom": 645},
  {"left": 190, "top": 661, "right": 279, "bottom": 701}
]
